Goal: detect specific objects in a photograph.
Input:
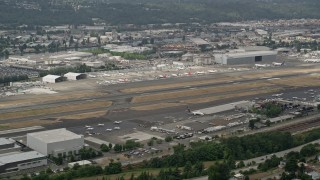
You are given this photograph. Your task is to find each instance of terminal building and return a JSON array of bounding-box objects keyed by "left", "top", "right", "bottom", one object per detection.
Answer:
[
  {"left": 214, "top": 51, "right": 277, "bottom": 65},
  {"left": 27, "top": 128, "right": 84, "bottom": 157}
]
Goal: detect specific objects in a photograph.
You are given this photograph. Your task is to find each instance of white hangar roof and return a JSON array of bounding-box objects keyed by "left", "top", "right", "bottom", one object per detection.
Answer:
[{"left": 27, "top": 128, "right": 83, "bottom": 143}]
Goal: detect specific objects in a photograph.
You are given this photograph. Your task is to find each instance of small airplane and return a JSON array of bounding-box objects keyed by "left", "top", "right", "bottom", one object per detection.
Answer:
[
  {"left": 114, "top": 121, "right": 122, "bottom": 124},
  {"left": 254, "top": 64, "right": 270, "bottom": 68},
  {"left": 88, "top": 74, "right": 96, "bottom": 78},
  {"left": 208, "top": 70, "right": 217, "bottom": 73},
  {"left": 87, "top": 127, "right": 94, "bottom": 130},
  {"left": 114, "top": 127, "right": 121, "bottom": 130},
  {"left": 85, "top": 125, "right": 91, "bottom": 128},
  {"left": 196, "top": 71, "right": 205, "bottom": 75},
  {"left": 171, "top": 74, "right": 178, "bottom": 77},
  {"left": 191, "top": 111, "right": 205, "bottom": 116},
  {"left": 98, "top": 124, "right": 104, "bottom": 126},
  {"left": 158, "top": 75, "right": 167, "bottom": 79},
  {"left": 106, "top": 129, "right": 112, "bottom": 131},
  {"left": 103, "top": 74, "right": 111, "bottom": 77},
  {"left": 272, "top": 93, "right": 283, "bottom": 97},
  {"left": 272, "top": 61, "right": 285, "bottom": 66}
]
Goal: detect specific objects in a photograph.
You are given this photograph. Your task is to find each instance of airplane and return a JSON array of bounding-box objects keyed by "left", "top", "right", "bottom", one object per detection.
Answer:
[
  {"left": 87, "top": 127, "right": 94, "bottom": 130},
  {"left": 208, "top": 70, "right": 217, "bottom": 73},
  {"left": 85, "top": 125, "right": 91, "bottom": 128},
  {"left": 191, "top": 111, "right": 204, "bottom": 116},
  {"left": 103, "top": 74, "right": 111, "bottom": 77},
  {"left": 254, "top": 64, "right": 270, "bottom": 68},
  {"left": 98, "top": 124, "right": 104, "bottom": 126},
  {"left": 272, "top": 93, "right": 283, "bottom": 97},
  {"left": 177, "top": 67, "right": 185, "bottom": 70},
  {"left": 114, "top": 127, "right": 121, "bottom": 130},
  {"left": 158, "top": 75, "right": 167, "bottom": 79},
  {"left": 106, "top": 129, "right": 112, "bottom": 131},
  {"left": 114, "top": 121, "right": 122, "bottom": 124},
  {"left": 88, "top": 74, "right": 96, "bottom": 78},
  {"left": 196, "top": 71, "right": 205, "bottom": 75},
  {"left": 272, "top": 61, "right": 285, "bottom": 66},
  {"left": 171, "top": 74, "right": 178, "bottom": 77}
]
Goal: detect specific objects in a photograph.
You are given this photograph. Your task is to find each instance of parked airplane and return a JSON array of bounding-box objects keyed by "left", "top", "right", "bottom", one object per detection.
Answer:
[
  {"left": 98, "top": 124, "right": 104, "bottom": 126},
  {"left": 196, "top": 71, "right": 205, "bottom": 75},
  {"left": 191, "top": 111, "right": 204, "bottom": 116},
  {"left": 171, "top": 74, "right": 178, "bottom": 77},
  {"left": 272, "top": 61, "right": 285, "bottom": 66},
  {"left": 255, "top": 64, "right": 270, "bottom": 68},
  {"left": 114, "top": 121, "right": 122, "bottom": 124},
  {"left": 208, "top": 70, "right": 217, "bottom": 73}
]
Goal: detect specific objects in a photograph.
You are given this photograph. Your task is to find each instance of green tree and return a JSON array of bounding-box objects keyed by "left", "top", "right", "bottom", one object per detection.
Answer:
[{"left": 208, "top": 162, "right": 230, "bottom": 180}]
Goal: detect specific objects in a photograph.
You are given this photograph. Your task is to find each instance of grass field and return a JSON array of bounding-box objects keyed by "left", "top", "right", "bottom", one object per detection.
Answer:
[
  {"left": 1, "top": 101, "right": 112, "bottom": 120},
  {"left": 131, "top": 82, "right": 274, "bottom": 103},
  {"left": 58, "top": 110, "right": 108, "bottom": 120},
  {"left": 0, "top": 91, "right": 107, "bottom": 108},
  {"left": 121, "top": 76, "right": 240, "bottom": 93}
]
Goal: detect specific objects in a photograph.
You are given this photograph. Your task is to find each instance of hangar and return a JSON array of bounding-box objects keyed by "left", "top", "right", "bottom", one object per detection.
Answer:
[
  {"left": 214, "top": 51, "right": 277, "bottom": 65},
  {"left": 64, "top": 72, "right": 87, "bottom": 81},
  {"left": 42, "top": 74, "right": 63, "bottom": 83},
  {"left": 27, "top": 128, "right": 84, "bottom": 157}
]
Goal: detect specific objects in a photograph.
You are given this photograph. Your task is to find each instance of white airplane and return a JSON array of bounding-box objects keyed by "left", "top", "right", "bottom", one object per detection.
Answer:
[
  {"left": 208, "top": 70, "right": 217, "bottom": 73},
  {"left": 114, "top": 127, "right": 121, "bottom": 130},
  {"left": 85, "top": 125, "right": 91, "bottom": 128},
  {"left": 87, "top": 127, "right": 94, "bottom": 130},
  {"left": 171, "top": 74, "right": 178, "bottom": 77},
  {"left": 255, "top": 64, "right": 270, "bottom": 68},
  {"left": 272, "top": 62, "right": 285, "bottom": 66},
  {"left": 103, "top": 74, "right": 111, "bottom": 77},
  {"left": 98, "top": 124, "right": 104, "bottom": 126},
  {"left": 177, "top": 67, "right": 185, "bottom": 70},
  {"left": 88, "top": 74, "right": 96, "bottom": 78},
  {"left": 196, "top": 71, "right": 205, "bottom": 75},
  {"left": 106, "top": 129, "right": 112, "bottom": 131},
  {"left": 158, "top": 75, "right": 166, "bottom": 79},
  {"left": 191, "top": 111, "right": 204, "bottom": 116},
  {"left": 114, "top": 121, "right": 122, "bottom": 124},
  {"left": 272, "top": 93, "right": 283, "bottom": 97}
]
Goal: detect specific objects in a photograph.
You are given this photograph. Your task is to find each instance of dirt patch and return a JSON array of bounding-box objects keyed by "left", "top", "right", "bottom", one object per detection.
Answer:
[
  {"left": 1, "top": 101, "right": 112, "bottom": 120},
  {"left": 270, "top": 76, "right": 320, "bottom": 87}
]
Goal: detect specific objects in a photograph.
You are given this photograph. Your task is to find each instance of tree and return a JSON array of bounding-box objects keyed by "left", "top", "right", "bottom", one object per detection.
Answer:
[
  {"left": 300, "top": 144, "right": 317, "bottom": 157},
  {"left": 208, "top": 162, "right": 230, "bottom": 180},
  {"left": 249, "top": 120, "right": 255, "bottom": 130},
  {"left": 109, "top": 143, "right": 113, "bottom": 149},
  {"left": 285, "top": 158, "right": 298, "bottom": 173},
  {"left": 105, "top": 162, "right": 122, "bottom": 175},
  {"left": 266, "top": 120, "right": 271, "bottom": 127},
  {"left": 165, "top": 136, "right": 173, "bottom": 142},
  {"left": 114, "top": 144, "right": 123, "bottom": 153},
  {"left": 100, "top": 144, "right": 110, "bottom": 152}
]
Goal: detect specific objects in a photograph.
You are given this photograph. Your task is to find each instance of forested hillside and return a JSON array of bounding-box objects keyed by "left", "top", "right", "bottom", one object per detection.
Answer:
[{"left": 1, "top": 0, "right": 320, "bottom": 26}]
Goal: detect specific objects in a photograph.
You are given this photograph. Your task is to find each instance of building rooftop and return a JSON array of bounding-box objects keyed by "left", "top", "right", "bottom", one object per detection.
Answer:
[
  {"left": 0, "top": 138, "right": 15, "bottom": 146},
  {"left": 227, "top": 51, "right": 277, "bottom": 59},
  {"left": 0, "top": 151, "right": 46, "bottom": 166},
  {"left": 27, "top": 128, "right": 83, "bottom": 143}
]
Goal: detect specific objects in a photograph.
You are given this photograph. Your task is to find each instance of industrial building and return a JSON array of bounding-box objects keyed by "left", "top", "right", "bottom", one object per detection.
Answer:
[
  {"left": 64, "top": 72, "right": 87, "bottom": 81},
  {"left": 27, "top": 128, "right": 84, "bottom": 157},
  {"left": 214, "top": 51, "right": 277, "bottom": 65},
  {"left": 42, "top": 74, "right": 64, "bottom": 83},
  {"left": 0, "top": 151, "right": 47, "bottom": 174}
]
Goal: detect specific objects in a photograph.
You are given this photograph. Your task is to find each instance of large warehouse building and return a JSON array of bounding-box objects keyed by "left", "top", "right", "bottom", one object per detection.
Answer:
[
  {"left": 64, "top": 72, "right": 87, "bottom": 81},
  {"left": 42, "top": 74, "right": 64, "bottom": 83},
  {"left": 27, "top": 128, "right": 84, "bottom": 157},
  {"left": 214, "top": 51, "right": 277, "bottom": 65}
]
